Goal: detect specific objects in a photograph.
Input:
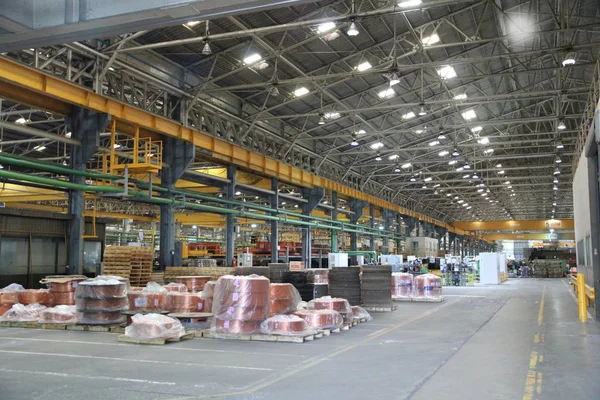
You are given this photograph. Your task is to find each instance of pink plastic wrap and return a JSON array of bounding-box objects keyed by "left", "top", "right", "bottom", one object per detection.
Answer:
[
  {"left": 260, "top": 315, "right": 317, "bottom": 336},
  {"left": 124, "top": 313, "right": 185, "bottom": 340},
  {"left": 211, "top": 275, "right": 270, "bottom": 336},
  {"left": 413, "top": 274, "right": 443, "bottom": 300},
  {"left": 392, "top": 273, "right": 414, "bottom": 299},
  {"left": 39, "top": 305, "right": 78, "bottom": 324},
  {"left": 0, "top": 303, "right": 47, "bottom": 322},
  {"left": 293, "top": 309, "right": 343, "bottom": 330},
  {"left": 269, "top": 283, "right": 302, "bottom": 317}
]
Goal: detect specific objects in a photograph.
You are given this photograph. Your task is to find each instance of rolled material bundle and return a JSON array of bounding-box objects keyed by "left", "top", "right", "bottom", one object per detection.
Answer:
[
  {"left": 234, "top": 267, "right": 270, "bottom": 278},
  {"left": 211, "top": 275, "right": 270, "bottom": 335},
  {"left": 175, "top": 276, "right": 211, "bottom": 292},
  {"left": 328, "top": 267, "right": 361, "bottom": 306},
  {"left": 268, "top": 263, "right": 289, "bottom": 283},
  {"left": 125, "top": 313, "right": 185, "bottom": 340},
  {"left": 75, "top": 279, "right": 128, "bottom": 325},
  {"left": 165, "top": 292, "right": 206, "bottom": 313},
  {"left": 19, "top": 289, "right": 53, "bottom": 306},
  {"left": 39, "top": 305, "right": 78, "bottom": 324},
  {"left": 0, "top": 290, "right": 20, "bottom": 316},
  {"left": 0, "top": 303, "right": 47, "bottom": 322},
  {"left": 260, "top": 315, "right": 316, "bottom": 336},
  {"left": 127, "top": 291, "right": 165, "bottom": 311},
  {"left": 293, "top": 309, "right": 343, "bottom": 330},
  {"left": 361, "top": 265, "right": 393, "bottom": 308},
  {"left": 202, "top": 281, "right": 216, "bottom": 312},
  {"left": 163, "top": 283, "right": 188, "bottom": 292},
  {"left": 269, "top": 283, "right": 301, "bottom": 317},
  {"left": 42, "top": 275, "right": 87, "bottom": 306},
  {"left": 309, "top": 296, "right": 352, "bottom": 324},
  {"left": 391, "top": 273, "right": 413, "bottom": 299},
  {"left": 413, "top": 274, "right": 443, "bottom": 300}
]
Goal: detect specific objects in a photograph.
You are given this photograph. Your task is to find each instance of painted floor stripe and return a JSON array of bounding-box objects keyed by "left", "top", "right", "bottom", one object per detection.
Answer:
[
  {"left": 443, "top": 295, "right": 487, "bottom": 298},
  {"left": 0, "top": 350, "right": 272, "bottom": 371},
  {"left": 0, "top": 368, "right": 180, "bottom": 386}
]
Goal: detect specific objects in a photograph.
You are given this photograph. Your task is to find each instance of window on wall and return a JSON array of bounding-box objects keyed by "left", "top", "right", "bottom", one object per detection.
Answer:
[
  {"left": 586, "top": 235, "right": 592, "bottom": 266},
  {"left": 577, "top": 240, "right": 585, "bottom": 266}
]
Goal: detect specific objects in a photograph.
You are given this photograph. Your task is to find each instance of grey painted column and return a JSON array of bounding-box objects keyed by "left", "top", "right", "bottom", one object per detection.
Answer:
[
  {"left": 159, "top": 137, "right": 194, "bottom": 270},
  {"left": 301, "top": 187, "right": 324, "bottom": 268},
  {"left": 270, "top": 178, "right": 279, "bottom": 263},
  {"left": 381, "top": 209, "right": 392, "bottom": 254},
  {"left": 349, "top": 199, "right": 367, "bottom": 264},
  {"left": 225, "top": 164, "right": 236, "bottom": 267},
  {"left": 396, "top": 214, "right": 402, "bottom": 253},
  {"left": 369, "top": 203, "right": 375, "bottom": 251},
  {"left": 331, "top": 191, "right": 338, "bottom": 252},
  {"left": 443, "top": 232, "right": 447, "bottom": 252},
  {"left": 67, "top": 107, "right": 107, "bottom": 274}
]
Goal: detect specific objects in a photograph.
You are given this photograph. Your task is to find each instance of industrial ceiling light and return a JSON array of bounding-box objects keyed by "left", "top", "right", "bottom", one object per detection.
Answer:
[
  {"left": 15, "top": 117, "right": 28, "bottom": 125},
  {"left": 463, "top": 164, "right": 471, "bottom": 169},
  {"left": 422, "top": 185, "right": 428, "bottom": 189},
  {"left": 375, "top": 154, "right": 382, "bottom": 161},
  {"left": 498, "top": 170, "right": 505, "bottom": 174},
  {"left": 553, "top": 185, "right": 558, "bottom": 191},
  {"left": 186, "top": 21, "right": 201, "bottom": 27},
  {"left": 410, "top": 176, "right": 416, "bottom": 181},
  {"left": 317, "top": 22, "right": 336, "bottom": 33},
  {"left": 495, "top": 163, "right": 502, "bottom": 168},
  {"left": 462, "top": 109, "right": 477, "bottom": 120},
  {"left": 555, "top": 156, "right": 562, "bottom": 163},
  {"left": 429, "top": 140, "right": 440, "bottom": 146},
  {"left": 243, "top": 53, "right": 263, "bottom": 65},
  {"left": 448, "top": 160, "right": 457, "bottom": 165},
  {"left": 437, "top": 65, "right": 457, "bottom": 79},
  {"left": 350, "top": 139, "right": 359, "bottom": 146},
  {"left": 399, "top": 0, "right": 422, "bottom": 7},
  {"left": 389, "top": 154, "right": 399, "bottom": 160},
  {"left": 422, "top": 33, "right": 440, "bottom": 46},
  {"left": 318, "top": 113, "right": 326, "bottom": 125},
  {"left": 452, "top": 149, "right": 460, "bottom": 157},
  {"left": 294, "top": 87, "right": 310, "bottom": 97},
  {"left": 34, "top": 145, "right": 46, "bottom": 151},
  {"left": 472, "top": 174, "right": 479, "bottom": 179},
  {"left": 424, "top": 177, "right": 432, "bottom": 182},
  {"left": 378, "top": 88, "right": 396, "bottom": 99},
  {"left": 553, "top": 178, "right": 559, "bottom": 183},
  {"left": 388, "top": 72, "right": 401, "bottom": 87},
  {"left": 553, "top": 168, "right": 561, "bottom": 175},
  {"left": 347, "top": 21, "right": 360, "bottom": 36},
  {"left": 557, "top": 120, "right": 566, "bottom": 130},
  {"left": 357, "top": 61, "right": 372, "bottom": 71},
  {"left": 202, "top": 41, "right": 212, "bottom": 55},
  {"left": 471, "top": 126, "right": 483, "bottom": 133},
  {"left": 395, "top": 166, "right": 401, "bottom": 172},
  {"left": 438, "top": 150, "right": 449, "bottom": 157},
  {"left": 418, "top": 105, "right": 427, "bottom": 116},
  {"left": 370, "top": 142, "right": 384, "bottom": 150},
  {"left": 556, "top": 142, "right": 564, "bottom": 149},
  {"left": 553, "top": 202, "right": 557, "bottom": 206},
  {"left": 483, "top": 148, "right": 494, "bottom": 154},
  {"left": 415, "top": 129, "right": 424, "bottom": 134},
  {"left": 454, "top": 94, "right": 467, "bottom": 100},
  {"left": 456, "top": 167, "right": 464, "bottom": 172},
  {"left": 268, "top": 83, "right": 280, "bottom": 96},
  {"left": 401, "top": 162, "right": 412, "bottom": 169},
  {"left": 477, "top": 137, "right": 489, "bottom": 145},
  {"left": 402, "top": 111, "right": 416, "bottom": 120},
  {"left": 235, "top": 191, "right": 242, "bottom": 196},
  {"left": 562, "top": 52, "right": 576, "bottom": 66}
]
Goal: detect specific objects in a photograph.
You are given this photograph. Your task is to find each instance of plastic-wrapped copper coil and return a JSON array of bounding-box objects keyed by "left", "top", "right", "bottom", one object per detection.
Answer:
[
  {"left": 264, "top": 317, "right": 308, "bottom": 334},
  {"left": 19, "top": 289, "right": 52, "bottom": 306},
  {"left": 214, "top": 319, "right": 261, "bottom": 334},
  {"left": 165, "top": 292, "right": 205, "bottom": 313},
  {"left": 75, "top": 282, "right": 127, "bottom": 299},
  {"left": 312, "top": 298, "right": 348, "bottom": 313},
  {"left": 175, "top": 276, "right": 211, "bottom": 292},
  {"left": 269, "top": 299, "right": 293, "bottom": 316},
  {"left": 220, "top": 292, "right": 269, "bottom": 307},
  {"left": 294, "top": 310, "right": 342, "bottom": 329},
  {"left": 45, "top": 278, "right": 86, "bottom": 293},
  {"left": 0, "top": 291, "right": 19, "bottom": 306},
  {"left": 218, "top": 276, "right": 270, "bottom": 293},
  {"left": 75, "top": 297, "right": 129, "bottom": 312},
  {"left": 216, "top": 306, "right": 267, "bottom": 321},
  {"left": 413, "top": 274, "right": 442, "bottom": 299},
  {"left": 52, "top": 292, "right": 76, "bottom": 305},
  {"left": 163, "top": 283, "right": 188, "bottom": 292},
  {"left": 76, "top": 311, "right": 126, "bottom": 325},
  {"left": 0, "top": 304, "right": 13, "bottom": 316},
  {"left": 40, "top": 307, "right": 77, "bottom": 324},
  {"left": 127, "top": 291, "right": 165, "bottom": 311},
  {"left": 128, "top": 319, "right": 179, "bottom": 338},
  {"left": 203, "top": 281, "right": 216, "bottom": 297},
  {"left": 391, "top": 273, "right": 413, "bottom": 298},
  {"left": 269, "top": 283, "right": 295, "bottom": 299}
]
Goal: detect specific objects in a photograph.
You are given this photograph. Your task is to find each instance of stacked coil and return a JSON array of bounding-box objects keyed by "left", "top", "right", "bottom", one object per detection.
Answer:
[
  {"left": 260, "top": 315, "right": 314, "bottom": 336},
  {"left": 391, "top": 273, "right": 413, "bottom": 299},
  {"left": 212, "top": 275, "right": 270, "bottom": 335},
  {"left": 175, "top": 276, "right": 211, "bottom": 293},
  {"left": 39, "top": 305, "right": 78, "bottom": 324},
  {"left": 163, "top": 283, "right": 188, "bottom": 292},
  {"left": 75, "top": 280, "right": 128, "bottom": 325},
  {"left": 361, "top": 265, "right": 393, "bottom": 308},
  {"left": 127, "top": 291, "right": 165, "bottom": 311},
  {"left": 19, "top": 289, "right": 53, "bottom": 306},
  {"left": 328, "top": 267, "right": 361, "bottom": 305},
  {"left": 43, "top": 276, "right": 87, "bottom": 305},
  {"left": 202, "top": 281, "right": 216, "bottom": 312},
  {"left": 0, "top": 291, "right": 20, "bottom": 316},
  {"left": 165, "top": 292, "right": 205, "bottom": 313},
  {"left": 311, "top": 297, "right": 352, "bottom": 324},
  {"left": 293, "top": 309, "right": 343, "bottom": 330},
  {"left": 267, "top": 263, "right": 289, "bottom": 283},
  {"left": 269, "top": 283, "right": 300, "bottom": 317},
  {"left": 413, "top": 274, "right": 443, "bottom": 300}
]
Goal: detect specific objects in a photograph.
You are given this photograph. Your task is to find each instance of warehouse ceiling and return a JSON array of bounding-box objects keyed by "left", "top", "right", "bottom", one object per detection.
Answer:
[{"left": 1, "top": 0, "right": 598, "bottom": 223}]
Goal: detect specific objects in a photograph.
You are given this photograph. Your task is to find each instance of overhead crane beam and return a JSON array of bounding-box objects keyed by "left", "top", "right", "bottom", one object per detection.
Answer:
[
  {"left": 453, "top": 219, "right": 574, "bottom": 231},
  {"left": 0, "top": 57, "right": 468, "bottom": 236}
]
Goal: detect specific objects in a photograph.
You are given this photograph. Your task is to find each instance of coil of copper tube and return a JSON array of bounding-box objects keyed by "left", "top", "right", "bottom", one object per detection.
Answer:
[
  {"left": 75, "top": 297, "right": 128, "bottom": 312},
  {"left": 0, "top": 304, "right": 12, "bottom": 316},
  {"left": 312, "top": 298, "right": 349, "bottom": 313},
  {"left": 76, "top": 311, "right": 126, "bottom": 325},
  {"left": 203, "top": 281, "right": 216, "bottom": 297},
  {"left": 215, "top": 306, "right": 267, "bottom": 321},
  {"left": 294, "top": 310, "right": 342, "bottom": 329},
  {"left": 40, "top": 308, "right": 77, "bottom": 324},
  {"left": 75, "top": 282, "right": 128, "bottom": 299},
  {"left": 217, "top": 276, "right": 270, "bottom": 293},
  {"left": 175, "top": 276, "right": 211, "bottom": 292},
  {"left": 214, "top": 319, "right": 261, "bottom": 334},
  {"left": 0, "top": 291, "right": 19, "bottom": 306},
  {"left": 163, "top": 283, "right": 188, "bottom": 292},
  {"left": 263, "top": 317, "right": 307, "bottom": 334},
  {"left": 269, "top": 299, "right": 293, "bottom": 316},
  {"left": 52, "top": 292, "right": 76, "bottom": 305},
  {"left": 269, "top": 283, "right": 295, "bottom": 299},
  {"left": 127, "top": 292, "right": 165, "bottom": 311},
  {"left": 19, "top": 289, "right": 53, "bottom": 306},
  {"left": 165, "top": 292, "right": 205, "bottom": 313},
  {"left": 45, "top": 278, "right": 87, "bottom": 293},
  {"left": 219, "top": 292, "right": 269, "bottom": 307},
  {"left": 128, "top": 319, "right": 179, "bottom": 338}
]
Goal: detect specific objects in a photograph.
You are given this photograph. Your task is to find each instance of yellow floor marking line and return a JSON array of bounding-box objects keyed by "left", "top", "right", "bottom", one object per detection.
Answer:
[
  {"left": 522, "top": 285, "right": 546, "bottom": 400},
  {"left": 528, "top": 351, "right": 538, "bottom": 369},
  {"left": 537, "top": 286, "right": 546, "bottom": 326}
]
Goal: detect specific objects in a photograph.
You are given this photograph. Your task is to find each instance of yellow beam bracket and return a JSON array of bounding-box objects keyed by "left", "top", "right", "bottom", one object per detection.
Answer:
[{"left": 454, "top": 219, "right": 574, "bottom": 231}]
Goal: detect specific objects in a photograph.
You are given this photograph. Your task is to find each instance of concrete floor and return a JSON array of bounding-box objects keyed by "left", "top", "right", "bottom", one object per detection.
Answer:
[{"left": 0, "top": 278, "right": 598, "bottom": 400}]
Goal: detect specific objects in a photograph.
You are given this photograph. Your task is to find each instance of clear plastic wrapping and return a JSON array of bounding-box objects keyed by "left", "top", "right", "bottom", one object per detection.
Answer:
[
  {"left": 351, "top": 306, "right": 373, "bottom": 322},
  {"left": 165, "top": 292, "right": 206, "bottom": 313},
  {"left": 163, "top": 283, "right": 188, "bottom": 292},
  {"left": 127, "top": 291, "right": 165, "bottom": 311},
  {"left": 39, "top": 305, "right": 78, "bottom": 324},
  {"left": 144, "top": 282, "right": 168, "bottom": 294},
  {"left": 293, "top": 309, "right": 343, "bottom": 330},
  {"left": 391, "top": 273, "right": 414, "bottom": 299},
  {"left": 308, "top": 296, "right": 351, "bottom": 314},
  {"left": 74, "top": 279, "right": 128, "bottom": 324},
  {"left": 269, "top": 283, "right": 302, "bottom": 317},
  {"left": 211, "top": 275, "right": 270, "bottom": 336},
  {"left": 413, "top": 274, "right": 443, "bottom": 300},
  {"left": 0, "top": 290, "right": 20, "bottom": 315},
  {"left": 175, "top": 276, "right": 211, "bottom": 292},
  {"left": 75, "top": 297, "right": 129, "bottom": 312},
  {"left": 19, "top": 289, "right": 53, "bottom": 306},
  {"left": 0, "top": 303, "right": 47, "bottom": 322},
  {"left": 260, "top": 314, "right": 317, "bottom": 336},
  {"left": 2, "top": 283, "right": 25, "bottom": 292},
  {"left": 76, "top": 311, "right": 126, "bottom": 325},
  {"left": 124, "top": 313, "right": 185, "bottom": 340},
  {"left": 75, "top": 279, "right": 128, "bottom": 299}
]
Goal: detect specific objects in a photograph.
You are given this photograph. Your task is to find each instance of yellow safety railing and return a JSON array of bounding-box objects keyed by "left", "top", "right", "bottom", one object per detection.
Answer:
[{"left": 570, "top": 274, "right": 596, "bottom": 321}]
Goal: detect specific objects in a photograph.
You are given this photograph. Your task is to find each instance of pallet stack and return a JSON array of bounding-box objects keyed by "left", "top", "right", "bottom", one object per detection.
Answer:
[
  {"left": 164, "top": 266, "right": 233, "bottom": 283},
  {"left": 103, "top": 247, "right": 134, "bottom": 281},
  {"left": 361, "top": 265, "right": 393, "bottom": 310},
  {"left": 102, "top": 246, "right": 153, "bottom": 287},
  {"left": 328, "top": 267, "right": 361, "bottom": 306},
  {"left": 547, "top": 260, "right": 563, "bottom": 278},
  {"left": 532, "top": 260, "right": 548, "bottom": 278},
  {"left": 130, "top": 247, "right": 153, "bottom": 286}
]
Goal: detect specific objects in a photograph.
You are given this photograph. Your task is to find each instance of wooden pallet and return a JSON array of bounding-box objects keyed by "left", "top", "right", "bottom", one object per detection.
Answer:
[
  {"left": 391, "top": 297, "right": 412, "bottom": 302},
  {"left": 0, "top": 321, "right": 125, "bottom": 333},
  {"left": 164, "top": 266, "right": 233, "bottom": 283},
  {"left": 318, "top": 327, "right": 342, "bottom": 336},
  {"left": 197, "top": 329, "right": 322, "bottom": 343},
  {"left": 117, "top": 332, "right": 195, "bottom": 345},
  {"left": 361, "top": 305, "right": 398, "bottom": 312},
  {"left": 392, "top": 297, "right": 444, "bottom": 303}
]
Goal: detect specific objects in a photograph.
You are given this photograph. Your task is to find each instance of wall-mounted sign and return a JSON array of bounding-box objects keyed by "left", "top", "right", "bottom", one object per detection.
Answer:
[{"left": 545, "top": 220, "right": 562, "bottom": 229}]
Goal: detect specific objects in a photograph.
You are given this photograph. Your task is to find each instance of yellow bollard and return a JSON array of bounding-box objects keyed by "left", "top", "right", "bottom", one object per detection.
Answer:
[{"left": 577, "top": 274, "right": 588, "bottom": 322}]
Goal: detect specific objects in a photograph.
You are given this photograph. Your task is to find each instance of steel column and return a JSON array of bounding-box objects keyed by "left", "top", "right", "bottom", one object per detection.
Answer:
[
  {"left": 349, "top": 199, "right": 368, "bottom": 264},
  {"left": 396, "top": 214, "right": 402, "bottom": 253},
  {"left": 331, "top": 191, "right": 338, "bottom": 252},
  {"left": 369, "top": 203, "right": 375, "bottom": 252},
  {"left": 381, "top": 209, "right": 392, "bottom": 254},
  {"left": 301, "top": 187, "right": 324, "bottom": 268},
  {"left": 226, "top": 164, "right": 236, "bottom": 267},
  {"left": 270, "top": 178, "right": 279, "bottom": 263}
]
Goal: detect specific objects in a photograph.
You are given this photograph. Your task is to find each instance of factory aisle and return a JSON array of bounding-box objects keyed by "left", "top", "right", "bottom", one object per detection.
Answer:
[{"left": 0, "top": 279, "right": 598, "bottom": 400}]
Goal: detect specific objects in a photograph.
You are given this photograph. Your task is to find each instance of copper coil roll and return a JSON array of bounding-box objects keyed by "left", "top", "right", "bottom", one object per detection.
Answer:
[
  {"left": 175, "top": 276, "right": 211, "bottom": 292},
  {"left": 0, "top": 304, "right": 12, "bottom": 316},
  {"left": 76, "top": 311, "right": 126, "bottom": 325},
  {"left": 75, "top": 297, "right": 129, "bottom": 312},
  {"left": 312, "top": 298, "right": 348, "bottom": 313},
  {"left": 19, "top": 289, "right": 52, "bottom": 306},
  {"left": 0, "top": 291, "right": 20, "bottom": 306},
  {"left": 269, "top": 283, "right": 295, "bottom": 299},
  {"left": 40, "top": 308, "right": 77, "bottom": 323},
  {"left": 214, "top": 319, "right": 261, "bottom": 334},
  {"left": 203, "top": 281, "right": 216, "bottom": 297},
  {"left": 413, "top": 274, "right": 442, "bottom": 298},
  {"left": 294, "top": 310, "right": 342, "bottom": 329},
  {"left": 127, "top": 292, "right": 165, "bottom": 311},
  {"left": 52, "top": 292, "right": 76, "bottom": 305},
  {"left": 75, "top": 282, "right": 127, "bottom": 299},
  {"left": 204, "top": 298, "right": 213, "bottom": 313},
  {"left": 264, "top": 317, "right": 307, "bottom": 334},
  {"left": 129, "top": 287, "right": 143, "bottom": 291},
  {"left": 269, "top": 299, "right": 293, "bottom": 316},
  {"left": 217, "top": 276, "right": 270, "bottom": 293},
  {"left": 214, "top": 306, "right": 268, "bottom": 321},
  {"left": 163, "top": 283, "right": 188, "bottom": 292},
  {"left": 46, "top": 278, "right": 86, "bottom": 293},
  {"left": 391, "top": 273, "right": 413, "bottom": 298},
  {"left": 129, "top": 319, "right": 179, "bottom": 338},
  {"left": 219, "top": 292, "right": 269, "bottom": 308},
  {"left": 165, "top": 292, "right": 205, "bottom": 313}
]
